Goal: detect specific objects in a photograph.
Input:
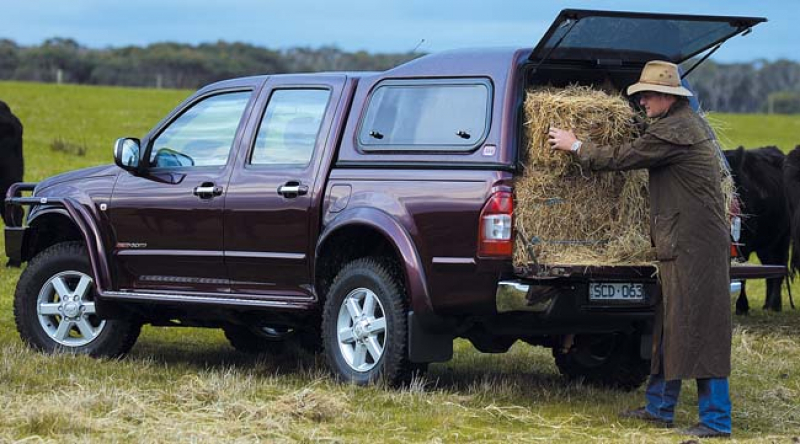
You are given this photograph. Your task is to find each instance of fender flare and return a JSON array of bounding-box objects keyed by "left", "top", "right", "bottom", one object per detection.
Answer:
[
  {"left": 25, "top": 198, "right": 112, "bottom": 293},
  {"left": 316, "top": 207, "right": 433, "bottom": 315}
]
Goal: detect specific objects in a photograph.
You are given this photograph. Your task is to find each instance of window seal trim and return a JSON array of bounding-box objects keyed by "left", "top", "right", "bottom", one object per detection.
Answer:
[{"left": 356, "top": 78, "right": 494, "bottom": 154}]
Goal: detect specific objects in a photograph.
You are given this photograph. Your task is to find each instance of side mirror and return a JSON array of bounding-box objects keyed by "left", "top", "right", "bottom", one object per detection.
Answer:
[{"left": 114, "top": 138, "right": 141, "bottom": 172}]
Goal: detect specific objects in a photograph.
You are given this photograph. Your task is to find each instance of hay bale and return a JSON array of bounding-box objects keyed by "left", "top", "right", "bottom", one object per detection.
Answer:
[
  {"left": 514, "top": 85, "right": 653, "bottom": 267},
  {"left": 515, "top": 85, "right": 735, "bottom": 268}
]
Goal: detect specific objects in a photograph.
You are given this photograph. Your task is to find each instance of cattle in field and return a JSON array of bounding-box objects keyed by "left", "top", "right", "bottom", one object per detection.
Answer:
[
  {"left": 0, "top": 100, "right": 24, "bottom": 227},
  {"left": 724, "top": 146, "right": 790, "bottom": 314},
  {"left": 784, "top": 145, "right": 800, "bottom": 280}
]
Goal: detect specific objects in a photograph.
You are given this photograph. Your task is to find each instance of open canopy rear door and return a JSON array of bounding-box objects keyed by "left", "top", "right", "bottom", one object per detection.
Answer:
[{"left": 530, "top": 9, "right": 765, "bottom": 65}]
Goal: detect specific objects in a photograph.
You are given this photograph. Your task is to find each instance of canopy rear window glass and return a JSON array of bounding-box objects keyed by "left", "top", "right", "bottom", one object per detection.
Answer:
[
  {"left": 358, "top": 79, "right": 491, "bottom": 152},
  {"left": 531, "top": 10, "right": 765, "bottom": 64}
]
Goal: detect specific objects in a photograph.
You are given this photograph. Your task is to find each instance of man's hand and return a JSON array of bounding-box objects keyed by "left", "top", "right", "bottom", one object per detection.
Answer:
[{"left": 548, "top": 127, "right": 579, "bottom": 152}]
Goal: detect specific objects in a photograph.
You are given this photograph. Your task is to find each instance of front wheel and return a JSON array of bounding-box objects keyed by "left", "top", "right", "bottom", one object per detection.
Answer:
[
  {"left": 14, "top": 242, "right": 141, "bottom": 357},
  {"left": 322, "top": 258, "right": 416, "bottom": 386},
  {"left": 553, "top": 333, "right": 649, "bottom": 390}
]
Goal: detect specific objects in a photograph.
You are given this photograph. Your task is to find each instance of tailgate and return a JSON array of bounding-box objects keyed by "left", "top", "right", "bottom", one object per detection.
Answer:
[
  {"left": 517, "top": 262, "right": 786, "bottom": 281},
  {"left": 516, "top": 263, "right": 657, "bottom": 280}
]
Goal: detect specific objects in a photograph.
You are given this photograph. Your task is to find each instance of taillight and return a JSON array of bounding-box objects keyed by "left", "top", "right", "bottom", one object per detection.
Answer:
[
  {"left": 478, "top": 192, "right": 513, "bottom": 257},
  {"left": 730, "top": 216, "right": 741, "bottom": 242},
  {"left": 729, "top": 197, "right": 742, "bottom": 259}
]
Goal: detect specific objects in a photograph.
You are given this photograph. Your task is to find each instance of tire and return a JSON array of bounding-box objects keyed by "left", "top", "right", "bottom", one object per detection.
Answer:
[
  {"left": 322, "top": 258, "right": 414, "bottom": 386},
  {"left": 553, "top": 333, "right": 649, "bottom": 391},
  {"left": 14, "top": 242, "right": 141, "bottom": 358}
]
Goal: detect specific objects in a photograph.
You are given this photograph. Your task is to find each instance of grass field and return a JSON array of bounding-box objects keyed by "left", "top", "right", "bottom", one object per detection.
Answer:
[{"left": 1, "top": 80, "right": 799, "bottom": 443}]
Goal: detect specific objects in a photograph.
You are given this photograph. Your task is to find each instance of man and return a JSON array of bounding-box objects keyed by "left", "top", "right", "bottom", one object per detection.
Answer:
[{"left": 548, "top": 60, "right": 732, "bottom": 439}]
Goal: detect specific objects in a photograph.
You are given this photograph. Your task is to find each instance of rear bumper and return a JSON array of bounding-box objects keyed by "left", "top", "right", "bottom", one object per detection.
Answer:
[
  {"left": 729, "top": 264, "right": 786, "bottom": 280},
  {"left": 497, "top": 279, "right": 747, "bottom": 314},
  {"left": 729, "top": 281, "right": 742, "bottom": 298},
  {"left": 496, "top": 278, "right": 658, "bottom": 314},
  {"left": 496, "top": 280, "right": 549, "bottom": 312}
]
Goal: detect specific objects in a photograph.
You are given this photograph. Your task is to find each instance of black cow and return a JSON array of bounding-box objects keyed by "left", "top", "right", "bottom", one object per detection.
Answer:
[
  {"left": 784, "top": 146, "right": 800, "bottom": 281},
  {"left": 724, "top": 146, "right": 790, "bottom": 314},
  {"left": 0, "top": 100, "right": 24, "bottom": 226}
]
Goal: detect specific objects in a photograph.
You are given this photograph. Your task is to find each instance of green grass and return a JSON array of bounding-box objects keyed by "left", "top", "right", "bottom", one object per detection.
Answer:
[
  {"left": 1, "top": 81, "right": 800, "bottom": 442},
  {"left": 707, "top": 112, "right": 800, "bottom": 152}
]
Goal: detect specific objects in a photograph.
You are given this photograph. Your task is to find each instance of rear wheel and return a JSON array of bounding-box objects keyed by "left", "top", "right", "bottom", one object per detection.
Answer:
[
  {"left": 14, "top": 242, "right": 141, "bottom": 357},
  {"left": 322, "top": 258, "right": 416, "bottom": 386},
  {"left": 553, "top": 333, "right": 649, "bottom": 390}
]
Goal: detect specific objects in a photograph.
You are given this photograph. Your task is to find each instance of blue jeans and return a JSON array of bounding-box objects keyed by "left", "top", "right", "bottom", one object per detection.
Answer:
[
  {"left": 644, "top": 374, "right": 731, "bottom": 433},
  {"left": 644, "top": 333, "right": 732, "bottom": 433}
]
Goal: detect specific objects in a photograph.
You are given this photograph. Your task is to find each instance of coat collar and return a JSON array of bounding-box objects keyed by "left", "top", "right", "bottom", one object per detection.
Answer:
[
  {"left": 655, "top": 98, "right": 691, "bottom": 121},
  {"left": 648, "top": 100, "right": 709, "bottom": 145}
]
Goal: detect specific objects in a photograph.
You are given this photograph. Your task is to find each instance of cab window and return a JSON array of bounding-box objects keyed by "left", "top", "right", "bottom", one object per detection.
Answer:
[
  {"left": 150, "top": 91, "right": 251, "bottom": 167},
  {"left": 250, "top": 89, "right": 331, "bottom": 167}
]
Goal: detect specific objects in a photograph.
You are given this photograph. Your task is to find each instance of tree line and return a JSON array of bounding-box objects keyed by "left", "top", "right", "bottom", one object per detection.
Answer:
[
  {"left": 0, "top": 38, "right": 421, "bottom": 90},
  {"left": 1, "top": 38, "right": 799, "bottom": 113},
  {"left": 689, "top": 60, "right": 800, "bottom": 114}
]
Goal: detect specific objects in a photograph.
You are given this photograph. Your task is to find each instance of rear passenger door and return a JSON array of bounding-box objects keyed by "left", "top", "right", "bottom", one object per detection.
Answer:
[{"left": 223, "top": 75, "right": 346, "bottom": 298}]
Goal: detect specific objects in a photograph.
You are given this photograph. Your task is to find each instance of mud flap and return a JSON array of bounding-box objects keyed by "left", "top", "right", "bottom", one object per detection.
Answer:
[
  {"left": 639, "top": 332, "right": 653, "bottom": 360},
  {"left": 407, "top": 312, "right": 453, "bottom": 363}
]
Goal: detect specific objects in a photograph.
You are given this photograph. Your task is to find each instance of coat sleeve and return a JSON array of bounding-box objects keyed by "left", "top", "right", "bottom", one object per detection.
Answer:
[{"left": 576, "top": 131, "right": 686, "bottom": 172}]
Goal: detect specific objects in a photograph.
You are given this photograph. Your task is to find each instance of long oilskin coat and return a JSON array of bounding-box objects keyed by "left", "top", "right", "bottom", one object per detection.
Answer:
[{"left": 577, "top": 100, "right": 731, "bottom": 380}]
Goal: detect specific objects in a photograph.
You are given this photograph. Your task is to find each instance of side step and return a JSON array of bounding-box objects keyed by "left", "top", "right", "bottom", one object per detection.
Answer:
[{"left": 101, "top": 291, "right": 314, "bottom": 310}]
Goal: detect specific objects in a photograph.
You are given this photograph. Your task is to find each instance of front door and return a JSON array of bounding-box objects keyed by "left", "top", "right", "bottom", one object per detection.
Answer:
[
  {"left": 110, "top": 89, "right": 255, "bottom": 293},
  {"left": 223, "top": 75, "right": 346, "bottom": 298}
]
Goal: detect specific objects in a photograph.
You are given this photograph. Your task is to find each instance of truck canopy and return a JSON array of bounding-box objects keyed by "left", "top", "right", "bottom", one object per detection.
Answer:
[{"left": 530, "top": 9, "right": 766, "bottom": 65}]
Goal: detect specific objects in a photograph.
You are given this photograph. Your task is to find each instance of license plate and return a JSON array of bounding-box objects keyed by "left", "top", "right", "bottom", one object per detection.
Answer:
[{"left": 589, "top": 282, "right": 645, "bottom": 302}]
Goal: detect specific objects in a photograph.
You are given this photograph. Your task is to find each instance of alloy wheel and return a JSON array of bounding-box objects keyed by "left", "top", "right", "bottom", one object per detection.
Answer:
[
  {"left": 336, "top": 287, "right": 387, "bottom": 372},
  {"left": 36, "top": 270, "right": 105, "bottom": 347}
]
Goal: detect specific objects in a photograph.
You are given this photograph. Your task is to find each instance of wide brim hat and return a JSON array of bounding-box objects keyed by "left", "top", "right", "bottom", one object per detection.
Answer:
[{"left": 627, "top": 60, "right": 693, "bottom": 97}]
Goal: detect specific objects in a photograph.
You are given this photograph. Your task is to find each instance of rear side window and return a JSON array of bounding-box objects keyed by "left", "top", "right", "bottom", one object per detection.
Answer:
[
  {"left": 358, "top": 79, "right": 491, "bottom": 152},
  {"left": 250, "top": 89, "right": 331, "bottom": 167}
]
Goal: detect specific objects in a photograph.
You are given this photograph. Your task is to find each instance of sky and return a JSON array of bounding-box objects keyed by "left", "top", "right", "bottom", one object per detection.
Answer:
[{"left": 0, "top": 0, "right": 796, "bottom": 62}]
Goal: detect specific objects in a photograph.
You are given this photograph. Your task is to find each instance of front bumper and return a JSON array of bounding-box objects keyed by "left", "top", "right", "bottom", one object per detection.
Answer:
[
  {"left": 4, "top": 226, "right": 25, "bottom": 264},
  {"left": 4, "top": 182, "right": 37, "bottom": 265}
]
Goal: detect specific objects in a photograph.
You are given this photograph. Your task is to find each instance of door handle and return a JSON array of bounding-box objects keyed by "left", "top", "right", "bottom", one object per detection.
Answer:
[
  {"left": 277, "top": 182, "right": 309, "bottom": 197},
  {"left": 193, "top": 184, "right": 223, "bottom": 199}
]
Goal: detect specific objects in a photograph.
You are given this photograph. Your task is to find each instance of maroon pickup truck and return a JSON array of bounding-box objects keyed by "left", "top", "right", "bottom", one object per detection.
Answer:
[{"left": 5, "top": 10, "right": 784, "bottom": 388}]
